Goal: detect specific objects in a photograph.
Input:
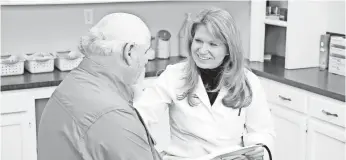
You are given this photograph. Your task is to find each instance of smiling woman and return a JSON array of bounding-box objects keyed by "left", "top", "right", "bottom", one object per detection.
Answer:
[
  {"left": 184, "top": 7, "right": 251, "bottom": 109},
  {"left": 134, "top": 7, "right": 275, "bottom": 160},
  {"left": 191, "top": 24, "right": 228, "bottom": 68}
]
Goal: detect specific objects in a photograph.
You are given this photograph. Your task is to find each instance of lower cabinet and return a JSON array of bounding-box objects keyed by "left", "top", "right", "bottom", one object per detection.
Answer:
[
  {"left": 260, "top": 77, "right": 346, "bottom": 160},
  {"left": 269, "top": 103, "right": 307, "bottom": 160},
  {"left": 306, "top": 119, "right": 345, "bottom": 160},
  {"left": 1, "top": 92, "right": 37, "bottom": 160},
  {"left": 2, "top": 113, "right": 31, "bottom": 160},
  {"left": 2, "top": 76, "right": 344, "bottom": 160}
]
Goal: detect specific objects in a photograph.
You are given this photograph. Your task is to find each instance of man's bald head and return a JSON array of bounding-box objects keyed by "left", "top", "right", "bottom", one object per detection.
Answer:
[
  {"left": 78, "top": 12, "right": 151, "bottom": 85},
  {"left": 79, "top": 12, "right": 151, "bottom": 57},
  {"left": 90, "top": 13, "right": 151, "bottom": 46}
]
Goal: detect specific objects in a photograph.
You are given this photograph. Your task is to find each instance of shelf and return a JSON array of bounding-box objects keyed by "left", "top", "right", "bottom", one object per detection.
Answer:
[{"left": 264, "top": 19, "right": 287, "bottom": 27}]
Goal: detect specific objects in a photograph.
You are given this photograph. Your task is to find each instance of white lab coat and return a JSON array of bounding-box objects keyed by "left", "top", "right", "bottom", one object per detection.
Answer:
[{"left": 134, "top": 61, "right": 275, "bottom": 160}]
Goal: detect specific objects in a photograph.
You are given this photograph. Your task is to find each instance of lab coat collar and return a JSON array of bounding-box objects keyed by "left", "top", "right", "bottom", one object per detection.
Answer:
[
  {"left": 196, "top": 75, "right": 211, "bottom": 107},
  {"left": 195, "top": 76, "right": 227, "bottom": 108},
  {"left": 195, "top": 75, "right": 228, "bottom": 109},
  {"left": 77, "top": 57, "right": 134, "bottom": 102}
]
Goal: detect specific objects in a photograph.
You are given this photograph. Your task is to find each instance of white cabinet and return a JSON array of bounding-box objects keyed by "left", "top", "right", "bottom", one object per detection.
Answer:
[
  {"left": 1, "top": 113, "right": 31, "bottom": 160},
  {"left": 306, "top": 93, "right": 345, "bottom": 160},
  {"left": 269, "top": 103, "right": 307, "bottom": 160},
  {"left": 250, "top": 0, "right": 328, "bottom": 69},
  {"left": 306, "top": 119, "right": 345, "bottom": 160},
  {"left": 1, "top": 92, "right": 37, "bottom": 160},
  {"left": 259, "top": 77, "right": 346, "bottom": 160},
  {"left": 1, "top": 86, "right": 57, "bottom": 160}
]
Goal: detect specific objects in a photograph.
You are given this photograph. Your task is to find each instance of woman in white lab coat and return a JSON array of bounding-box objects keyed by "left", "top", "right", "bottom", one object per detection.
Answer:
[{"left": 135, "top": 7, "right": 275, "bottom": 160}]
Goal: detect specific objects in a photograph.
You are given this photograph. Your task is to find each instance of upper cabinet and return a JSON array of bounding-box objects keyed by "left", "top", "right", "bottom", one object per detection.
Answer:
[{"left": 250, "top": 0, "right": 338, "bottom": 69}]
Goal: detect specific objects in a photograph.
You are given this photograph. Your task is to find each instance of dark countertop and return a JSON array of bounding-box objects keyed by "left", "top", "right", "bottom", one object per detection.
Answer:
[
  {"left": 248, "top": 56, "right": 345, "bottom": 102},
  {"left": 1, "top": 57, "right": 184, "bottom": 91},
  {"left": 1, "top": 56, "right": 345, "bottom": 102}
]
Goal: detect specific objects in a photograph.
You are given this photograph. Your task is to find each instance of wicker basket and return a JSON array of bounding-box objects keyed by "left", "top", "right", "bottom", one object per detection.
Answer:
[
  {"left": 54, "top": 51, "right": 84, "bottom": 71},
  {"left": 24, "top": 53, "right": 55, "bottom": 73},
  {"left": 1, "top": 55, "right": 25, "bottom": 76}
]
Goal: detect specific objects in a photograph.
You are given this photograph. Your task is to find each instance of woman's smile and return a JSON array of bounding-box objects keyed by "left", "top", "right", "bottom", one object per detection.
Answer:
[{"left": 196, "top": 52, "right": 213, "bottom": 60}]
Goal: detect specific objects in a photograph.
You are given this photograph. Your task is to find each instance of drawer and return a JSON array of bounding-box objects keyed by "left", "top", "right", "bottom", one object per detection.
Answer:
[
  {"left": 1, "top": 92, "right": 34, "bottom": 114},
  {"left": 266, "top": 80, "right": 308, "bottom": 113},
  {"left": 309, "top": 95, "right": 345, "bottom": 127}
]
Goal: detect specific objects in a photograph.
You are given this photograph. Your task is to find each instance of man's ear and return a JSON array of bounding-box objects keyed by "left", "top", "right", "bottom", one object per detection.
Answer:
[{"left": 123, "top": 42, "right": 135, "bottom": 66}]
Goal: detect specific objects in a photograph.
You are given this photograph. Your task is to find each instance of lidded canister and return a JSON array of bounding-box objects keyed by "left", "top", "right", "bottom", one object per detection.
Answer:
[{"left": 156, "top": 30, "right": 171, "bottom": 59}]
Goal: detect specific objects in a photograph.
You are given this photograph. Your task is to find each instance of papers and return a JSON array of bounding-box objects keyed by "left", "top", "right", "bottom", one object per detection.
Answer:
[{"left": 191, "top": 145, "right": 262, "bottom": 160}]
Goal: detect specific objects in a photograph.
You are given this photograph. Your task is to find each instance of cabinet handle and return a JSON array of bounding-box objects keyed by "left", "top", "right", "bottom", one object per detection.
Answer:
[
  {"left": 278, "top": 95, "right": 291, "bottom": 101},
  {"left": 322, "top": 110, "right": 338, "bottom": 117}
]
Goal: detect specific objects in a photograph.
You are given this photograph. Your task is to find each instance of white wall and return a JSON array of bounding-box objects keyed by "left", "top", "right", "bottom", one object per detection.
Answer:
[
  {"left": 1, "top": 1, "right": 251, "bottom": 58},
  {"left": 327, "top": 0, "right": 345, "bottom": 34}
]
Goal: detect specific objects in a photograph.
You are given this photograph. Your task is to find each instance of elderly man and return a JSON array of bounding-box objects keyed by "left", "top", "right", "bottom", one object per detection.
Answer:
[{"left": 38, "top": 13, "right": 161, "bottom": 160}]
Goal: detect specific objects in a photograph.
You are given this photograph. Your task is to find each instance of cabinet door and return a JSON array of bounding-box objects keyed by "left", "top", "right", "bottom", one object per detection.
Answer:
[
  {"left": 269, "top": 103, "right": 307, "bottom": 160},
  {"left": 306, "top": 119, "right": 345, "bottom": 160},
  {"left": 1, "top": 113, "right": 30, "bottom": 160},
  {"left": 249, "top": 0, "right": 266, "bottom": 62},
  {"left": 1, "top": 92, "right": 37, "bottom": 160},
  {"left": 285, "top": 1, "right": 328, "bottom": 69}
]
